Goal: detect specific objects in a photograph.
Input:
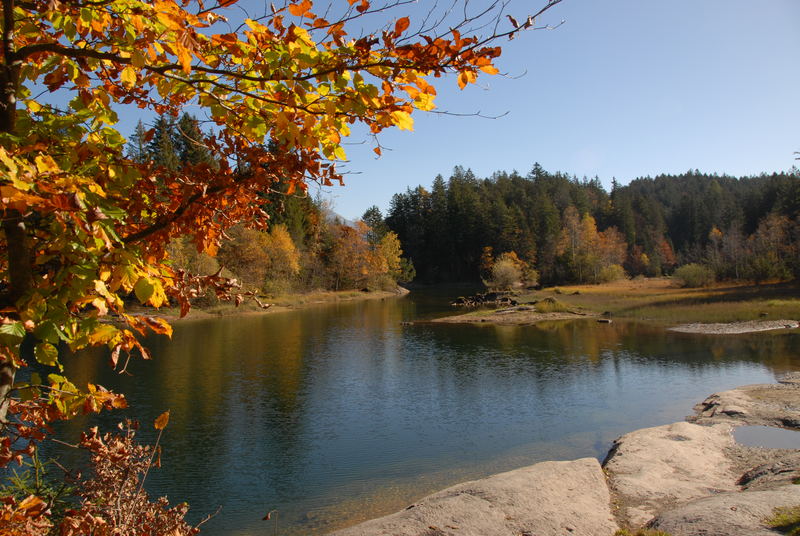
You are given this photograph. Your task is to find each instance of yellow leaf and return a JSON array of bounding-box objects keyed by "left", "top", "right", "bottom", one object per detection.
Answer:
[
  {"left": 175, "top": 45, "right": 192, "bottom": 74},
  {"left": 0, "top": 147, "right": 19, "bottom": 177},
  {"left": 27, "top": 100, "right": 43, "bottom": 113},
  {"left": 479, "top": 64, "right": 500, "bottom": 75},
  {"left": 148, "top": 279, "right": 168, "bottom": 308},
  {"left": 91, "top": 297, "right": 109, "bottom": 316},
  {"left": 34, "top": 154, "right": 59, "bottom": 174},
  {"left": 154, "top": 410, "right": 170, "bottom": 430},
  {"left": 414, "top": 92, "right": 435, "bottom": 111},
  {"left": 457, "top": 69, "right": 477, "bottom": 90},
  {"left": 390, "top": 110, "right": 414, "bottom": 131},
  {"left": 88, "top": 324, "right": 119, "bottom": 345}
]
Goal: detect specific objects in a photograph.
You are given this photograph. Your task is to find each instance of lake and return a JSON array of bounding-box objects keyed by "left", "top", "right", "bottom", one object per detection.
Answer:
[{"left": 55, "top": 290, "right": 798, "bottom": 535}]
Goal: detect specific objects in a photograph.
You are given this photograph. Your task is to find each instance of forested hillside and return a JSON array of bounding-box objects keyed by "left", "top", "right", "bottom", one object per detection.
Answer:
[{"left": 384, "top": 164, "right": 800, "bottom": 285}]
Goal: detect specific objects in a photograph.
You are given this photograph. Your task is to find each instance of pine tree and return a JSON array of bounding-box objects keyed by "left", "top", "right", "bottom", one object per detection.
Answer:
[
  {"left": 175, "top": 113, "right": 215, "bottom": 167},
  {"left": 127, "top": 120, "right": 149, "bottom": 163},
  {"left": 147, "top": 116, "right": 180, "bottom": 170}
]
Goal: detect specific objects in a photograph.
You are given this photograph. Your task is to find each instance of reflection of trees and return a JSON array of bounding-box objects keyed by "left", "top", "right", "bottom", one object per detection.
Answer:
[
  {"left": 426, "top": 320, "right": 800, "bottom": 378},
  {"left": 52, "top": 305, "right": 800, "bottom": 534}
]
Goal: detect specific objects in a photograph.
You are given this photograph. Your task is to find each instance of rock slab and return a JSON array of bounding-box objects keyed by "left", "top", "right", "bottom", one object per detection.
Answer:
[
  {"left": 328, "top": 458, "right": 619, "bottom": 536},
  {"left": 603, "top": 421, "right": 738, "bottom": 527},
  {"left": 690, "top": 382, "right": 800, "bottom": 428},
  {"left": 649, "top": 484, "right": 800, "bottom": 536}
]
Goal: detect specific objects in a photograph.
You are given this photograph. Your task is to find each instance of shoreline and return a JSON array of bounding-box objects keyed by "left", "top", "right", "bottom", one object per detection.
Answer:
[
  {"left": 328, "top": 374, "right": 800, "bottom": 536},
  {"left": 126, "top": 286, "right": 410, "bottom": 323},
  {"left": 431, "top": 278, "right": 800, "bottom": 333},
  {"left": 668, "top": 319, "right": 800, "bottom": 335}
]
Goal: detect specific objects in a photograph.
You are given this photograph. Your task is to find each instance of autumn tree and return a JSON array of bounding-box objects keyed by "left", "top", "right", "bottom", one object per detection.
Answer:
[
  {"left": 327, "top": 222, "right": 375, "bottom": 290},
  {"left": 486, "top": 251, "right": 527, "bottom": 290},
  {"left": 0, "top": 0, "right": 566, "bottom": 525}
]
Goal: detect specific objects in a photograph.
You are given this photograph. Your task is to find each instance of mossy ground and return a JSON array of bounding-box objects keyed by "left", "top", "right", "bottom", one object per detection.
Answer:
[{"left": 767, "top": 505, "right": 800, "bottom": 535}]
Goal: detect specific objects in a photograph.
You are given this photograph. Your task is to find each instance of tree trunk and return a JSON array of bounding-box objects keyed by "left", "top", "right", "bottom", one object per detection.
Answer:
[{"left": 0, "top": 0, "right": 24, "bottom": 425}]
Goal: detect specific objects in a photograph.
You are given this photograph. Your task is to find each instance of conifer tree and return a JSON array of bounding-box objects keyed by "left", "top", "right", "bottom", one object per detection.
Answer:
[
  {"left": 147, "top": 116, "right": 180, "bottom": 171},
  {"left": 175, "top": 113, "right": 215, "bottom": 167}
]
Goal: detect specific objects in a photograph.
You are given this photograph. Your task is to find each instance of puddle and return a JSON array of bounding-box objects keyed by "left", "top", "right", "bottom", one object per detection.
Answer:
[{"left": 734, "top": 425, "right": 800, "bottom": 449}]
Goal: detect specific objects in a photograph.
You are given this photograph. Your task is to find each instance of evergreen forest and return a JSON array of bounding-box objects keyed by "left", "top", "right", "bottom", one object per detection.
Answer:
[
  {"left": 383, "top": 164, "right": 800, "bottom": 286},
  {"left": 136, "top": 114, "right": 800, "bottom": 291}
]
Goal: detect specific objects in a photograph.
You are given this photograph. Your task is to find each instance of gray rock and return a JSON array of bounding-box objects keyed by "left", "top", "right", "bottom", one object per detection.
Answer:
[
  {"left": 737, "top": 450, "right": 800, "bottom": 490},
  {"left": 690, "top": 383, "right": 800, "bottom": 428},
  {"left": 603, "top": 421, "right": 738, "bottom": 527},
  {"left": 328, "top": 458, "right": 619, "bottom": 536},
  {"left": 649, "top": 484, "right": 800, "bottom": 536}
]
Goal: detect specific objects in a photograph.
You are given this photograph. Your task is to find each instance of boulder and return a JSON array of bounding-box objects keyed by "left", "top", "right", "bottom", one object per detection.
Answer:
[{"left": 328, "top": 458, "right": 619, "bottom": 536}]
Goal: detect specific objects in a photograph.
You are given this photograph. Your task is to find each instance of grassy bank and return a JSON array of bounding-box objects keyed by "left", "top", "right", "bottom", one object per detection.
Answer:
[{"left": 530, "top": 278, "right": 800, "bottom": 324}]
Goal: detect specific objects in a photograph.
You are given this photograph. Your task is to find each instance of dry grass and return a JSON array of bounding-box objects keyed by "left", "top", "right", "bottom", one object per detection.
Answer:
[{"left": 522, "top": 278, "right": 800, "bottom": 324}]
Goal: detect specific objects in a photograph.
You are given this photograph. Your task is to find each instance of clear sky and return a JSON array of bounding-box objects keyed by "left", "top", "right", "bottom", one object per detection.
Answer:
[
  {"left": 92, "top": 0, "right": 799, "bottom": 221},
  {"left": 319, "top": 0, "right": 800, "bottom": 220}
]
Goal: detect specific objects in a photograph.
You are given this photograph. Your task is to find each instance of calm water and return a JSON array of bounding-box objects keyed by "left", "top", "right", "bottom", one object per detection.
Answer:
[
  {"left": 51, "top": 290, "right": 799, "bottom": 535},
  {"left": 735, "top": 426, "right": 800, "bottom": 449}
]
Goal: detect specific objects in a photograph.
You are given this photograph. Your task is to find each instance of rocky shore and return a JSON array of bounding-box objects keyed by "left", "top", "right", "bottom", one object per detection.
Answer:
[{"left": 329, "top": 374, "right": 800, "bottom": 536}]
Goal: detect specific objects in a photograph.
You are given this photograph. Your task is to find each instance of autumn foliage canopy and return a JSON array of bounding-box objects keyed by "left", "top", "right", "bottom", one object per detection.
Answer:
[{"left": 0, "top": 0, "right": 561, "bottom": 528}]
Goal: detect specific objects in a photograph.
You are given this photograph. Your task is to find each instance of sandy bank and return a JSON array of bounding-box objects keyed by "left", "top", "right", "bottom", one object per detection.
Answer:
[
  {"left": 127, "top": 287, "right": 410, "bottom": 324},
  {"left": 431, "top": 308, "right": 595, "bottom": 325},
  {"left": 669, "top": 319, "right": 799, "bottom": 335}
]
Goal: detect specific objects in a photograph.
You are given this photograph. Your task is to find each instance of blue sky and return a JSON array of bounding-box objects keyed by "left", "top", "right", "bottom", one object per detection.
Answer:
[
  {"left": 321, "top": 0, "right": 800, "bottom": 219},
  {"left": 87, "top": 0, "right": 799, "bottom": 220}
]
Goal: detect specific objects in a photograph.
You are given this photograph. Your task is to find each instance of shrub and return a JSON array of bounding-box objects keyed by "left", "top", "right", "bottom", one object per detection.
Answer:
[
  {"left": 489, "top": 258, "right": 522, "bottom": 290},
  {"left": 674, "top": 263, "right": 715, "bottom": 288},
  {"left": 597, "top": 264, "right": 627, "bottom": 283},
  {"left": 59, "top": 421, "right": 201, "bottom": 536}
]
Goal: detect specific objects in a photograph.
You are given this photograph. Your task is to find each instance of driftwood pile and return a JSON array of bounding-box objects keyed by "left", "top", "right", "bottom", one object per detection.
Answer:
[{"left": 451, "top": 292, "right": 518, "bottom": 308}]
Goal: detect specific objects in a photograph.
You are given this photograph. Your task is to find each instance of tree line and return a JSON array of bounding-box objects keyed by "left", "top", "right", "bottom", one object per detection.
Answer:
[
  {"left": 131, "top": 115, "right": 413, "bottom": 297},
  {"left": 381, "top": 164, "right": 800, "bottom": 286}
]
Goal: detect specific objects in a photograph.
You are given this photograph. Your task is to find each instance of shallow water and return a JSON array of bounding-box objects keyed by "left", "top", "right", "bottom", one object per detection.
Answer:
[
  {"left": 735, "top": 425, "right": 800, "bottom": 449},
  {"left": 49, "top": 290, "right": 799, "bottom": 535}
]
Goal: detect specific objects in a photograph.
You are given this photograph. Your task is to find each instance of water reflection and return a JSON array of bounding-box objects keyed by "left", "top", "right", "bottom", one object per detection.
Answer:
[{"left": 53, "top": 294, "right": 799, "bottom": 535}]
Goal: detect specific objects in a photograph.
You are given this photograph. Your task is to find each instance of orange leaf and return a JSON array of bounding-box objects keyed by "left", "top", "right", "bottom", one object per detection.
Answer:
[
  {"left": 288, "top": 0, "right": 311, "bottom": 17},
  {"left": 394, "top": 17, "right": 410, "bottom": 36},
  {"left": 457, "top": 69, "right": 477, "bottom": 89},
  {"left": 373, "top": 146, "right": 381, "bottom": 156},
  {"left": 18, "top": 495, "right": 47, "bottom": 517},
  {"left": 154, "top": 410, "right": 170, "bottom": 430}
]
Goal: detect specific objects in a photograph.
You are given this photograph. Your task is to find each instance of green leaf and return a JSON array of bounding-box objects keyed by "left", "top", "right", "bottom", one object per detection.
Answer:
[
  {"left": 34, "top": 342, "right": 60, "bottom": 368},
  {"left": 0, "top": 322, "right": 25, "bottom": 338},
  {"left": 0, "top": 321, "right": 26, "bottom": 346},
  {"left": 47, "top": 374, "right": 66, "bottom": 384},
  {"left": 33, "top": 321, "right": 62, "bottom": 344},
  {"left": 134, "top": 277, "right": 155, "bottom": 304}
]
